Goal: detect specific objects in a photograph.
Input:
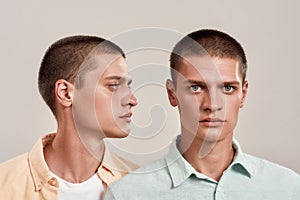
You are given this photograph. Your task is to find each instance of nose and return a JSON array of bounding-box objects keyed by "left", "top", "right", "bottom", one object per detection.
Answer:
[
  {"left": 129, "top": 93, "right": 138, "bottom": 107},
  {"left": 202, "top": 89, "right": 224, "bottom": 113},
  {"left": 121, "top": 88, "right": 138, "bottom": 107}
]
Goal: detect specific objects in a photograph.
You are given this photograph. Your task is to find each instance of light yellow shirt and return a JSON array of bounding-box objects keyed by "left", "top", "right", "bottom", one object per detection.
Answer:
[{"left": 0, "top": 133, "right": 138, "bottom": 200}]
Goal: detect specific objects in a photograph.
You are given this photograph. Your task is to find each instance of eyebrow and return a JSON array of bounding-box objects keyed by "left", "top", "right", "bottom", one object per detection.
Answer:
[
  {"left": 183, "top": 80, "right": 207, "bottom": 85},
  {"left": 183, "top": 80, "right": 241, "bottom": 85},
  {"left": 104, "top": 75, "right": 122, "bottom": 80},
  {"left": 223, "top": 81, "right": 240, "bottom": 85},
  {"left": 104, "top": 75, "right": 132, "bottom": 83}
]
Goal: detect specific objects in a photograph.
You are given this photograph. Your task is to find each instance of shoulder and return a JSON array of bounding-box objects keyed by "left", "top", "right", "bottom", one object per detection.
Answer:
[
  {"left": 0, "top": 153, "right": 29, "bottom": 177},
  {"left": 245, "top": 153, "right": 300, "bottom": 185},
  {"left": 106, "top": 157, "right": 172, "bottom": 199},
  {"left": 0, "top": 153, "right": 32, "bottom": 191},
  {"left": 246, "top": 154, "right": 298, "bottom": 174},
  {"left": 108, "top": 151, "right": 140, "bottom": 172},
  {"left": 111, "top": 157, "right": 170, "bottom": 187}
]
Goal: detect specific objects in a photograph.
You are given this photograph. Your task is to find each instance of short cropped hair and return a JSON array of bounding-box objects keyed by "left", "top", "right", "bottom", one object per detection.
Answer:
[
  {"left": 170, "top": 29, "right": 247, "bottom": 83},
  {"left": 38, "top": 35, "right": 125, "bottom": 117}
]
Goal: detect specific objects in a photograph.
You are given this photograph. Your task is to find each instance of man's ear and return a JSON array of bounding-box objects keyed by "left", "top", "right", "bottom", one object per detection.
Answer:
[
  {"left": 166, "top": 79, "right": 178, "bottom": 107},
  {"left": 55, "top": 79, "right": 74, "bottom": 107},
  {"left": 240, "top": 80, "right": 248, "bottom": 108}
]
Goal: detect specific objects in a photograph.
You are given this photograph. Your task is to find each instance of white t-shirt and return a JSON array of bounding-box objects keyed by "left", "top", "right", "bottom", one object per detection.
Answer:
[{"left": 50, "top": 172, "right": 104, "bottom": 200}]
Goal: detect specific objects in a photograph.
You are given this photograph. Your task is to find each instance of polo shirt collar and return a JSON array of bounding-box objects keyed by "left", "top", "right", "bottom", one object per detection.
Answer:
[
  {"left": 166, "top": 136, "right": 206, "bottom": 188},
  {"left": 165, "top": 136, "right": 256, "bottom": 188},
  {"left": 230, "top": 138, "right": 256, "bottom": 177}
]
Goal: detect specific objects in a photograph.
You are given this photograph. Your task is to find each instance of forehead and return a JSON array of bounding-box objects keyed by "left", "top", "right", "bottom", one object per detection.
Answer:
[
  {"left": 175, "top": 56, "right": 242, "bottom": 84},
  {"left": 79, "top": 54, "right": 129, "bottom": 88},
  {"left": 101, "top": 56, "right": 129, "bottom": 79},
  {"left": 86, "top": 54, "right": 129, "bottom": 81}
]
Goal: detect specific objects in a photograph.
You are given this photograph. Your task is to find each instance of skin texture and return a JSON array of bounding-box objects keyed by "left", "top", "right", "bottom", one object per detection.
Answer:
[{"left": 167, "top": 56, "right": 248, "bottom": 181}]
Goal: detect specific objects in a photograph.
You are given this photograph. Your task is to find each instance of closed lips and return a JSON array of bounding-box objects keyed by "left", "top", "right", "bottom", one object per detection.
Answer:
[
  {"left": 120, "top": 113, "right": 132, "bottom": 118},
  {"left": 199, "top": 118, "right": 225, "bottom": 122}
]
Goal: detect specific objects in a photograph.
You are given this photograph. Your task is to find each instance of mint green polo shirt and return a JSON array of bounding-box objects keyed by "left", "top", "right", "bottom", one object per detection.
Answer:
[{"left": 105, "top": 136, "right": 300, "bottom": 200}]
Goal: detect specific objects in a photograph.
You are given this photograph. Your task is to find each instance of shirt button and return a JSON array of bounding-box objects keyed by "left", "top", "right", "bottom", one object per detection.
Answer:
[{"left": 48, "top": 177, "right": 58, "bottom": 187}]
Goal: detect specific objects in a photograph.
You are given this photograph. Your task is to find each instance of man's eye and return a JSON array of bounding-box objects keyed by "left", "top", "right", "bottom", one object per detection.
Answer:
[
  {"left": 108, "top": 83, "right": 120, "bottom": 90},
  {"left": 223, "top": 86, "right": 234, "bottom": 93},
  {"left": 190, "top": 85, "right": 201, "bottom": 92}
]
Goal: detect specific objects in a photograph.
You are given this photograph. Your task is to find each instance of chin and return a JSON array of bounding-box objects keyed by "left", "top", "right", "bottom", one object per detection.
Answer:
[
  {"left": 196, "top": 129, "right": 223, "bottom": 143},
  {"left": 106, "top": 128, "right": 130, "bottom": 138},
  {"left": 203, "top": 135, "right": 221, "bottom": 143}
]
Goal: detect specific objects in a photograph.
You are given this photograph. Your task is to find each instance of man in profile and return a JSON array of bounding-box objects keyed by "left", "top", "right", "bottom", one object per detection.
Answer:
[
  {"left": 0, "top": 35, "right": 138, "bottom": 199},
  {"left": 104, "top": 29, "right": 300, "bottom": 199}
]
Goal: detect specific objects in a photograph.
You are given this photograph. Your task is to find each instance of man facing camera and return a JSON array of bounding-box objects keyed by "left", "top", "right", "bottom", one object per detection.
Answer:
[
  {"left": 0, "top": 35, "right": 138, "bottom": 199},
  {"left": 104, "top": 29, "right": 300, "bottom": 200}
]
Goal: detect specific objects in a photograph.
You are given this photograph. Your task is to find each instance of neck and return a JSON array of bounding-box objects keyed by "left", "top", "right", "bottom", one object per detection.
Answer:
[
  {"left": 179, "top": 133, "right": 234, "bottom": 181},
  {"left": 44, "top": 114, "right": 105, "bottom": 183}
]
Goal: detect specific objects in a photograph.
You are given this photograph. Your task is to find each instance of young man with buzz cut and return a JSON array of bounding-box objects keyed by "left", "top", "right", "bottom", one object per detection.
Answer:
[
  {"left": 104, "top": 29, "right": 300, "bottom": 200},
  {"left": 0, "top": 35, "right": 138, "bottom": 199}
]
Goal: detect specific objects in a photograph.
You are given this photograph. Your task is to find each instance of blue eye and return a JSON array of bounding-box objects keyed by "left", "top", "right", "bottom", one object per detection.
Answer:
[
  {"left": 190, "top": 85, "right": 201, "bottom": 92},
  {"left": 224, "top": 86, "right": 234, "bottom": 93}
]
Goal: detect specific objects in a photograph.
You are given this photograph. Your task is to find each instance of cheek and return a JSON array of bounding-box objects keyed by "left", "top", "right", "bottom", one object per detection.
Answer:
[
  {"left": 94, "top": 91, "right": 114, "bottom": 125},
  {"left": 225, "top": 97, "right": 242, "bottom": 119},
  {"left": 111, "top": 92, "right": 123, "bottom": 113},
  {"left": 177, "top": 95, "right": 200, "bottom": 133},
  {"left": 94, "top": 86, "right": 113, "bottom": 109},
  {"left": 72, "top": 88, "right": 98, "bottom": 128},
  {"left": 178, "top": 95, "right": 199, "bottom": 116}
]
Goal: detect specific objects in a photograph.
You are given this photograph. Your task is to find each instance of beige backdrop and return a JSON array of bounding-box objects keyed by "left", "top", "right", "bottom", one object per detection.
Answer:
[{"left": 0, "top": 0, "right": 299, "bottom": 174}]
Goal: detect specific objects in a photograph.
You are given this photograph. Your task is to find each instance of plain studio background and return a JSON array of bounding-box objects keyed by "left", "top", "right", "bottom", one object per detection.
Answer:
[{"left": 0, "top": 0, "right": 299, "bottom": 174}]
